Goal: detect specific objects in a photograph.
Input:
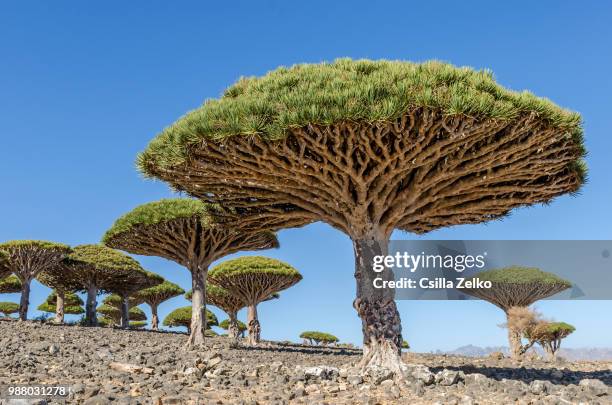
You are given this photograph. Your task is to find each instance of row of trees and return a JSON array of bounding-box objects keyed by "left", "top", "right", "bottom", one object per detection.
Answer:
[
  {"left": 0, "top": 237, "right": 302, "bottom": 345},
  {"left": 2, "top": 59, "right": 586, "bottom": 371},
  {"left": 459, "top": 266, "right": 575, "bottom": 360}
]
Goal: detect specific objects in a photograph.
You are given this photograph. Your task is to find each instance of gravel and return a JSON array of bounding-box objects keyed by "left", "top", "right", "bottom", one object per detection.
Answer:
[{"left": 0, "top": 320, "right": 610, "bottom": 404}]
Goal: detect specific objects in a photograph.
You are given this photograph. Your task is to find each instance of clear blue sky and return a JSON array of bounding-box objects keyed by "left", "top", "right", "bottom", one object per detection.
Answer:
[{"left": 1, "top": 1, "right": 611, "bottom": 351}]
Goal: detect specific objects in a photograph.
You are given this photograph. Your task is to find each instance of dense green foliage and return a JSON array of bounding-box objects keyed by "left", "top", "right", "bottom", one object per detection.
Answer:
[
  {"left": 299, "top": 331, "right": 339, "bottom": 344},
  {"left": 139, "top": 58, "right": 584, "bottom": 174},
  {"left": 402, "top": 340, "right": 410, "bottom": 350},
  {"left": 162, "top": 306, "right": 218, "bottom": 329},
  {"left": 43, "top": 291, "right": 84, "bottom": 306},
  {"left": 0, "top": 275, "right": 22, "bottom": 293},
  {"left": 539, "top": 321, "right": 576, "bottom": 336},
  {"left": 209, "top": 256, "right": 300, "bottom": 279},
  {"left": 38, "top": 302, "right": 84, "bottom": 315},
  {"left": 102, "top": 199, "right": 218, "bottom": 242},
  {"left": 135, "top": 281, "right": 185, "bottom": 305},
  {"left": 219, "top": 318, "right": 247, "bottom": 332},
  {"left": 0, "top": 240, "right": 71, "bottom": 252},
  {"left": 102, "top": 294, "right": 144, "bottom": 308},
  {"left": 469, "top": 266, "right": 572, "bottom": 286},
  {"left": 129, "top": 321, "right": 147, "bottom": 329},
  {"left": 68, "top": 245, "right": 145, "bottom": 273},
  {"left": 0, "top": 301, "right": 19, "bottom": 315},
  {"left": 97, "top": 304, "right": 147, "bottom": 322}
]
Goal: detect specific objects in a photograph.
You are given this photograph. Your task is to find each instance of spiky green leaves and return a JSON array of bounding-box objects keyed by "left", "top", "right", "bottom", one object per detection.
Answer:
[
  {"left": 38, "top": 302, "right": 84, "bottom": 315},
  {"left": 134, "top": 281, "right": 185, "bottom": 307},
  {"left": 65, "top": 245, "right": 161, "bottom": 294},
  {"left": 209, "top": 256, "right": 301, "bottom": 305},
  {"left": 140, "top": 59, "right": 584, "bottom": 174},
  {"left": 162, "top": 306, "right": 218, "bottom": 330},
  {"left": 0, "top": 302, "right": 19, "bottom": 316},
  {"left": 459, "top": 266, "right": 572, "bottom": 309},
  {"left": 0, "top": 275, "right": 22, "bottom": 294},
  {"left": 0, "top": 240, "right": 71, "bottom": 280},
  {"left": 102, "top": 293, "right": 144, "bottom": 308},
  {"left": 43, "top": 291, "right": 84, "bottom": 307},
  {"left": 102, "top": 199, "right": 215, "bottom": 243},
  {"left": 299, "top": 331, "right": 339, "bottom": 344}
]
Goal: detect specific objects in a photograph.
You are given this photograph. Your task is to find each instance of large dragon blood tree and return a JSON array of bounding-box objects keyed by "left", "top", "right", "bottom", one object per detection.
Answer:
[
  {"left": 138, "top": 59, "right": 586, "bottom": 370},
  {"left": 208, "top": 256, "right": 302, "bottom": 345},
  {"left": 37, "top": 291, "right": 84, "bottom": 319},
  {"left": 103, "top": 198, "right": 278, "bottom": 346},
  {"left": 458, "top": 266, "right": 571, "bottom": 359},
  {"left": 65, "top": 244, "right": 153, "bottom": 327},
  {"left": 134, "top": 280, "right": 185, "bottom": 330},
  {"left": 0, "top": 241, "right": 71, "bottom": 320}
]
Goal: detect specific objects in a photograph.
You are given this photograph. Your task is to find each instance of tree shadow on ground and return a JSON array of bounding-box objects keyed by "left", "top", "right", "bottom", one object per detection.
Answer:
[
  {"left": 236, "top": 343, "right": 362, "bottom": 357},
  {"left": 431, "top": 364, "right": 612, "bottom": 386}
]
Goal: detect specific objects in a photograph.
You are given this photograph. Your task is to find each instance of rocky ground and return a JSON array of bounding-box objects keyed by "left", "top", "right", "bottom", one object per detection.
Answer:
[{"left": 0, "top": 320, "right": 610, "bottom": 404}]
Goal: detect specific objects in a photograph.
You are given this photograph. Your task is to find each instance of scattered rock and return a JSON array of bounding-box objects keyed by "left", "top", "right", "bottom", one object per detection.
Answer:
[{"left": 579, "top": 378, "right": 608, "bottom": 396}]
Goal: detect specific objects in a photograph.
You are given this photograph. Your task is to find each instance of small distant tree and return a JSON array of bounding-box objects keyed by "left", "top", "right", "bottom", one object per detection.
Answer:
[
  {"left": 529, "top": 321, "right": 575, "bottom": 361},
  {"left": 186, "top": 284, "right": 247, "bottom": 341},
  {"left": 64, "top": 245, "right": 155, "bottom": 327},
  {"left": 402, "top": 340, "right": 410, "bottom": 350},
  {"left": 219, "top": 318, "right": 247, "bottom": 338},
  {"left": 37, "top": 291, "right": 84, "bottom": 317},
  {"left": 105, "top": 270, "right": 163, "bottom": 329},
  {"left": 0, "top": 302, "right": 19, "bottom": 318},
  {"left": 103, "top": 199, "right": 278, "bottom": 346},
  {"left": 134, "top": 281, "right": 184, "bottom": 330},
  {"left": 0, "top": 275, "right": 22, "bottom": 294},
  {"left": 163, "top": 306, "right": 218, "bottom": 333},
  {"left": 458, "top": 266, "right": 571, "bottom": 359},
  {"left": 209, "top": 256, "right": 302, "bottom": 345},
  {"left": 299, "top": 331, "right": 339, "bottom": 346},
  {"left": 102, "top": 293, "right": 144, "bottom": 309},
  {"left": 37, "top": 263, "right": 83, "bottom": 324},
  {"left": 129, "top": 321, "right": 148, "bottom": 329},
  {"left": 98, "top": 304, "right": 147, "bottom": 326},
  {"left": 0, "top": 241, "right": 71, "bottom": 320}
]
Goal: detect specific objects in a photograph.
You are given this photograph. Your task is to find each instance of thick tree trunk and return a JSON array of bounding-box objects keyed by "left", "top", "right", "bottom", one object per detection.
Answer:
[
  {"left": 228, "top": 311, "right": 240, "bottom": 341},
  {"left": 187, "top": 265, "right": 207, "bottom": 347},
  {"left": 18, "top": 277, "right": 31, "bottom": 321},
  {"left": 86, "top": 284, "right": 98, "bottom": 327},
  {"left": 120, "top": 294, "right": 129, "bottom": 329},
  {"left": 247, "top": 304, "right": 260, "bottom": 345},
  {"left": 54, "top": 290, "right": 65, "bottom": 324},
  {"left": 352, "top": 231, "right": 403, "bottom": 372},
  {"left": 151, "top": 304, "right": 159, "bottom": 331}
]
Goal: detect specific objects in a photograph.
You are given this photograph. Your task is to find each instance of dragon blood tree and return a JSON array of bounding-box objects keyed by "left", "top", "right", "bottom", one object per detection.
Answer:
[
  {"left": 98, "top": 304, "right": 147, "bottom": 326},
  {"left": 37, "top": 291, "right": 84, "bottom": 318},
  {"left": 458, "top": 266, "right": 571, "bottom": 359},
  {"left": 0, "top": 241, "right": 71, "bottom": 320},
  {"left": 134, "top": 281, "right": 185, "bottom": 330},
  {"left": 186, "top": 284, "right": 247, "bottom": 341},
  {"left": 105, "top": 270, "right": 163, "bottom": 328},
  {"left": 219, "top": 318, "right": 247, "bottom": 338},
  {"left": 529, "top": 321, "right": 575, "bottom": 360},
  {"left": 0, "top": 250, "right": 9, "bottom": 279},
  {"left": 163, "top": 306, "right": 218, "bottom": 333},
  {"left": 209, "top": 256, "right": 302, "bottom": 345},
  {"left": 0, "top": 275, "right": 22, "bottom": 294},
  {"left": 65, "top": 244, "right": 153, "bottom": 326},
  {"left": 0, "top": 302, "right": 19, "bottom": 317},
  {"left": 138, "top": 59, "right": 586, "bottom": 370},
  {"left": 103, "top": 199, "right": 278, "bottom": 346},
  {"left": 37, "top": 263, "right": 83, "bottom": 324}
]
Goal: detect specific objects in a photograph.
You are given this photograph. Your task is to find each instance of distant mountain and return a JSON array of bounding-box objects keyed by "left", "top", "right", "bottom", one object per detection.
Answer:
[{"left": 442, "top": 345, "right": 612, "bottom": 361}]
